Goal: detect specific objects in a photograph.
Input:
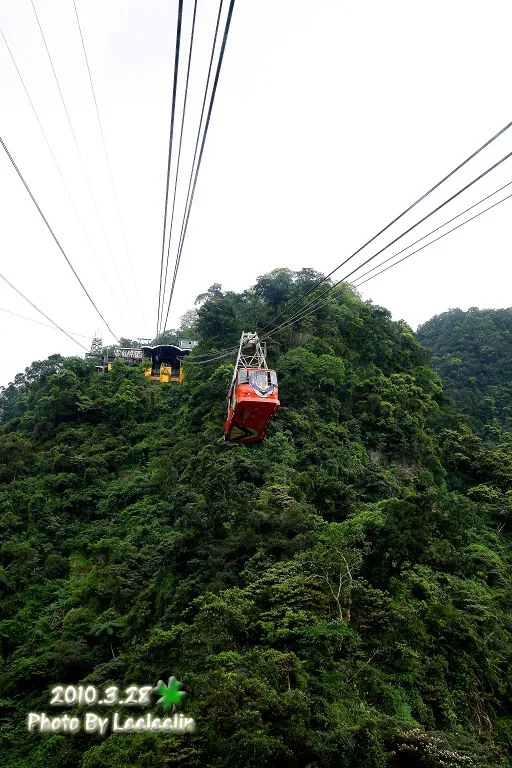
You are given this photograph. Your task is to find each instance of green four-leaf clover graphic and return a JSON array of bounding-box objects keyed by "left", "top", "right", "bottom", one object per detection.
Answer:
[{"left": 153, "top": 677, "right": 185, "bottom": 710}]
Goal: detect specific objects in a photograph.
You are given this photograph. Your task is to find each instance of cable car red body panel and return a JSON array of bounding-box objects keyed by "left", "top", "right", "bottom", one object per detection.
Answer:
[{"left": 225, "top": 367, "right": 279, "bottom": 444}]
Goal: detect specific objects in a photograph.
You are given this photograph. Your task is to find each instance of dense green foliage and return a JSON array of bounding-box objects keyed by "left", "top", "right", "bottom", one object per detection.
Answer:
[
  {"left": 1, "top": 271, "right": 512, "bottom": 767},
  {"left": 417, "top": 308, "right": 512, "bottom": 444}
]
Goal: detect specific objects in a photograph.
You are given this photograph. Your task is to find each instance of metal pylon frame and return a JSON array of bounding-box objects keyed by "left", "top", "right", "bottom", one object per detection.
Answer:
[
  {"left": 90, "top": 337, "right": 103, "bottom": 355},
  {"left": 229, "top": 332, "right": 268, "bottom": 392}
]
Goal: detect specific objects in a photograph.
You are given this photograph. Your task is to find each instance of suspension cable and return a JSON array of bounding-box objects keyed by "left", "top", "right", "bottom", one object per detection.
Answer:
[
  {"left": 0, "top": 135, "right": 119, "bottom": 342},
  {"left": 162, "top": 0, "right": 236, "bottom": 335},
  {"left": 156, "top": 0, "right": 184, "bottom": 338},
  {"left": 265, "top": 179, "right": 512, "bottom": 336},
  {"left": 159, "top": 0, "right": 198, "bottom": 338},
  {"left": 159, "top": 0, "right": 224, "bottom": 339},
  {"left": 184, "top": 347, "right": 240, "bottom": 365},
  {"left": 349, "top": 180, "right": 512, "bottom": 285},
  {"left": 71, "top": 0, "right": 146, "bottom": 329},
  {"left": 353, "top": 191, "right": 512, "bottom": 289},
  {"left": 0, "top": 305, "right": 92, "bottom": 339},
  {"left": 261, "top": 148, "right": 512, "bottom": 340},
  {"left": 30, "top": 0, "right": 136, "bottom": 327},
  {"left": 262, "top": 183, "right": 512, "bottom": 339},
  {"left": 0, "top": 271, "right": 88, "bottom": 351},
  {"left": 258, "top": 119, "right": 512, "bottom": 335},
  {"left": 0, "top": 24, "right": 128, "bottom": 331},
  {"left": 188, "top": 184, "right": 512, "bottom": 357}
]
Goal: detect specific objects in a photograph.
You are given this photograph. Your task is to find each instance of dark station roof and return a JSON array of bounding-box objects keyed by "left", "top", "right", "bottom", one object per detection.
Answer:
[{"left": 141, "top": 345, "right": 191, "bottom": 364}]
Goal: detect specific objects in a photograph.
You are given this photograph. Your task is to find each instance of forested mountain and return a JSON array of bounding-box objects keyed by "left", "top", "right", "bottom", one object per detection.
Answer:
[
  {"left": 1, "top": 270, "right": 512, "bottom": 767},
  {"left": 417, "top": 308, "right": 512, "bottom": 444}
]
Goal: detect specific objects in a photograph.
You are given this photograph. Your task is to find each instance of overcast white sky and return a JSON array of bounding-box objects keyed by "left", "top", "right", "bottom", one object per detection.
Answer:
[{"left": 1, "top": 0, "right": 511, "bottom": 386}]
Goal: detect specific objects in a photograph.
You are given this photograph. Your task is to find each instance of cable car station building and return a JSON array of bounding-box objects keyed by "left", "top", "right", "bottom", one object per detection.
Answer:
[
  {"left": 85, "top": 339, "right": 197, "bottom": 383},
  {"left": 141, "top": 344, "right": 192, "bottom": 383}
]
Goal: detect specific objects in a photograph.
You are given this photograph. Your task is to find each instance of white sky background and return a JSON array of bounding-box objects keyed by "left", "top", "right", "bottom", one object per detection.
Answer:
[{"left": 1, "top": 0, "right": 511, "bottom": 386}]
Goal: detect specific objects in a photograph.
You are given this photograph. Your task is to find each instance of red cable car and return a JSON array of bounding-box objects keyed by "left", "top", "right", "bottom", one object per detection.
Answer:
[{"left": 224, "top": 333, "right": 279, "bottom": 444}]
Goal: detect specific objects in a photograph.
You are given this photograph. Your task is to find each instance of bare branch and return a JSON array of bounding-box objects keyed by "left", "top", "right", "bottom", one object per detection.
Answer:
[{"left": 345, "top": 651, "right": 379, "bottom": 684}]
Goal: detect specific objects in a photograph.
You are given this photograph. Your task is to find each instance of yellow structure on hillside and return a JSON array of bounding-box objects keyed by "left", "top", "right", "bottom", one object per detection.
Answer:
[{"left": 141, "top": 345, "right": 189, "bottom": 383}]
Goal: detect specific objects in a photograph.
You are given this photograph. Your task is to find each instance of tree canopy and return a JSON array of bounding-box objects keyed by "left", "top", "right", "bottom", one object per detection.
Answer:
[
  {"left": 417, "top": 307, "right": 512, "bottom": 446},
  {"left": 1, "top": 274, "right": 511, "bottom": 767}
]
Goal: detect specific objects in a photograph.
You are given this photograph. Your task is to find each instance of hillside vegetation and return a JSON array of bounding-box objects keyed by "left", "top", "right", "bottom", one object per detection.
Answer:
[
  {"left": 417, "top": 308, "right": 512, "bottom": 444},
  {"left": 1, "top": 270, "right": 512, "bottom": 767}
]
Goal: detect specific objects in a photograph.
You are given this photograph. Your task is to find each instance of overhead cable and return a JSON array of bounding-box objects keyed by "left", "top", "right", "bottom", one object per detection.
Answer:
[
  {"left": 71, "top": 0, "right": 146, "bottom": 328},
  {"left": 160, "top": 0, "right": 224, "bottom": 338},
  {"left": 156, "top": 0, "right": 184, "bottom": 338},
  {"left": 0, "top": 135, "right": 119, "bottom": 342},
  {"left": 184, "top": 345, "right": 241, "bottom": 364},
  {"left": 30, "top": 0, "right": 136, "bottom": 327},
  {"left": 0, "top": 305, "right": 92, "bottom": 339},
  {"left": 353, "top": 191, "right": 512, "bottom": 289},
  {"left": 262, "top": 183, "right": 512, "bottom": 338},
  {"left": 262, "top": 148, "right": 512, "bottom": 340},
  {"left": 162, "top": 0, "right": 236, "bottom": 335},
  {"left": 159, "top": 0, "right": 198, "bottom": 337},
  {"left": 0, "top": 271, "right": 88, "bottom": 351},
  {"left": 0, "top": 24, "right": 128, "bottom": 331},
  {"left": 349, "top": 180, "right": 512, "bottom": 284},
  {"left": 265, "top": 179, "right": 512, "bottom": 335},
  {"left": 258, "top": 118, "right": 512, "bottom": 335},
  {"left": 172, "top": 175, "right": 512, "bottom": 363}
]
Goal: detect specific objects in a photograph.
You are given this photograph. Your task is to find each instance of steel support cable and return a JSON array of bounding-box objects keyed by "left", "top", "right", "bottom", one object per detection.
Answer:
[
  {"left": 162, "top": 0, "right": 236, "bottom": 335},
  {"left": 0, "top": 305, "right": 92, "bottom": 339},
  {"left": 0, "top": 25, "right": 129, "bottom": 331},
  {"left": 156, "top": 0, "right": 184, "bottom": 338},
  {"left": 160, "top": 0, "right": 224, "bottom": 339},
  {"left": 159, "top": 0, "right": 198, "bottom": 337},
  {"left": 262, "top": 184, "right": 512, "bottom": 339},
  {"left": 0, "top": 135, "right": 119, "bottom": 342},
  {"left": 168, "top": 0, "right": 224, "bottom": 318},
  {"left": 258, "top": 119, "right": 512, "bottom": 336},
  {"left": 162, "top": 0, "right": 227, "bottom": 336},
  {"left": 177, "top": 338, "right": 275, "bottom": 368},
  {"left": 262, "top": 148, "right": 512, "bottom": 341},
  {"left": 30, "top": 0, "right": 136, "bottom": 327},
  {"left": 180, "top": 334, "right": 272, "bottom": 366},
  {"left": 71, "top": 0, "right": 146, "bottom": 328},
  {"left": 0, "top": 271, "right": 88, "bottom": 351},
  {"left": 166, "top": 190, "right": 512, "bottom": 366},
  {"left": 184, "top": 345, "right": 241, "bottom": 364},
  {"left": 347, "top": 179, "right": 512, "bottom": 285},
  {"left": 352, "top": 191, "right": 512, "bottom": 289},
  {"left": 264, "top": 178, "right": 512, "bottom": 337}
]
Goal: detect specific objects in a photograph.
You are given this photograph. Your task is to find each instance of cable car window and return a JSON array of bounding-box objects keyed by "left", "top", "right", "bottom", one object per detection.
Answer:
[
  {"left": 270, "top": 371, "right": 277, "bottom": 386},
  {"left": 250, "top": 371, "right": 276, "bottom": 391},
  {"left": 238, "top": 368, "right": 249, "bottom": 384},
  {"left": 251, "top": 371, "right": 266, "bottom": 390}
]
